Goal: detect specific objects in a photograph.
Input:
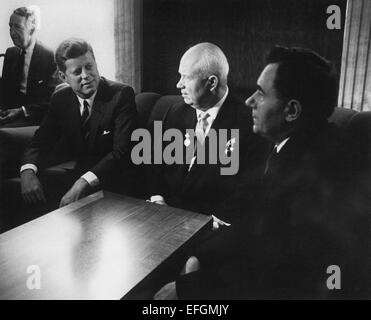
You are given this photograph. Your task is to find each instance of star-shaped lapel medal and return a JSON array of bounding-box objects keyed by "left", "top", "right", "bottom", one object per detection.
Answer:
[
  {"left": 225, "top": 137, "right": 236, "bottom": 156},
  {"left": 184, "top": 132, "right": 191, "bottom": 147}
]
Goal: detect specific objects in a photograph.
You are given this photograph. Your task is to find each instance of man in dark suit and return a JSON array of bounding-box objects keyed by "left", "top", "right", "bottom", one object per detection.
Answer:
[
  {"left": 0, "top": 6, "right": 58, "bottom": 127},
  {"left": 156, "top": 46, "right": 370, "bottom": 299},
  {"left": 19, "top": 38, "right": 137, "bottom": 212},
  {"left": 149, "top": 42, "right": 264, "bottom": 226}
]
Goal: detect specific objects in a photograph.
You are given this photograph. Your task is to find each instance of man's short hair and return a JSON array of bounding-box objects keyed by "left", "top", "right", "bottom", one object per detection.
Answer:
[
  {"left": 13, "top": 6, "right": 37, "bottom": 30},
  {"left": 266, "top": 46, "right": 339, "bottom": 121},
  {"left": 55, "top": 38, "right": 95, "bottom": 73},
  {"left": 188, "top": 42, "right": 229, "bottom": 86}
]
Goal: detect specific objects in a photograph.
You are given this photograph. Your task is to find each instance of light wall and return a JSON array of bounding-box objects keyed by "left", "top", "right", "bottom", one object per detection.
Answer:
[{"left": 0, "top": 0, "right": 115, "bottom": 80}]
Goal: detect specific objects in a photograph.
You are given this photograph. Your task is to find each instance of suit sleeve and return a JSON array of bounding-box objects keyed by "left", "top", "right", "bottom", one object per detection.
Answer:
[
  {"left": 90, "top": 86, "right": 137, "bottom": 184},
  {"left": 21, "top": 94, "right": 62, "bottom": 168},
  {"left": 1, "top": 48, "right": 15, "bottom": 108}
]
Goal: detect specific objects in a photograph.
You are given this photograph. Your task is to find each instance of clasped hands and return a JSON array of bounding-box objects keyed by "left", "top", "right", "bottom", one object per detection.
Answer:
[{"left": 21, "top": 169, "right": 90, "bottom": 208}]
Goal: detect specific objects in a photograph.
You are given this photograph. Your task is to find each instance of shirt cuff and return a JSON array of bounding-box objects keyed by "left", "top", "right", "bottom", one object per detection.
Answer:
[
  {"left": 81, "top": 171, "right": 100, "bottom": 187},
  {"left": 20, "top": 164, "right": 38, "bottom": 174},
  {"left": 21, "top": 106, "right": 30, "bottom": 117},
  {"left": 150, "top": 195, "right": 165, "bottom": 203}
]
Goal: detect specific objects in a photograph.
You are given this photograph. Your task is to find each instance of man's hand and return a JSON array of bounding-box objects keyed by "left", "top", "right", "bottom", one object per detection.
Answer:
[
  {"left": 0, "top": 108, "right": 23, "bottom": 124},
  {"left": 212, "top": 215, "right": 231, "bottom": 231},
  {"left": 153, "top": 199, "right": 167, "bottom": 205},
  {"left": 21, "top": 169, "right": 46, "bottom": 204},
  {"left": 153, "top": 281, "right": 178, "bottom": 300},
  {"left": 147, "top": 195, "right": 168, "bottom": 206},
  {"left": 59, "top": 178, "right": 91, "bottom": 208}
]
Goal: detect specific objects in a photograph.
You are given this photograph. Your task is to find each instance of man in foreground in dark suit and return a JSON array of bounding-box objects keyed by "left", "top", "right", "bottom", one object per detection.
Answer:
[
  {"left": 19, "top": 38, "right": 137, "bottom": 213},
  {"left": 0, "top": 6, "right": 58, "bottom": 127},
  {"left": 156, "top": 46, "right": 370, "bottom": 299},
  {"left": 149, "top": 42, "right": 264, "bottom": 226}
]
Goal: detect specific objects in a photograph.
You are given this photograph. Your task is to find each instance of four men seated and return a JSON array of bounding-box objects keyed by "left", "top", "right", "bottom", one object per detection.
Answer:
[{"left": 0, "top": 6, "right": 369, "bottom": 299}]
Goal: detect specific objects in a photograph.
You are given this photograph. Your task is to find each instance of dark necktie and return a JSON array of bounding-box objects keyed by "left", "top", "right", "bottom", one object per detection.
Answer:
[
  {"left": 81, "top": 100, "right": 90, "bottom": 140},
  {"left": 264, "top": 145, "right": 279, "bottom": 175},
  {"left": 17, "top": 49, "right": 26, "bottom": 92}
]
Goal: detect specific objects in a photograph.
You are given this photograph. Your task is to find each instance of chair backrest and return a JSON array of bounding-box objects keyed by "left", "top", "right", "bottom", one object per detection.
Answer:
[
  {"left": 329, "top": 106, "right": 371, "bottom": 172},
  {"left": 147, "top": 95, "right": 183, "bottom": 129},
  {"left": 328, "top": 107, "right": 357, "bottom": 129},
  {"left": 347, "top": 111, "right": 371, "bottom": 169},
  {"left": 135, "top": 92, "right": 161, "bottom": 129},
  {"left": 135, "top": 92, "right": 183, "bottom": 130}
]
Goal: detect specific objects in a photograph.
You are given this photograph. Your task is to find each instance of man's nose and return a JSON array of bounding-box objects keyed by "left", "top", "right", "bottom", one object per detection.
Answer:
[
  {"left": 245, "top": 94, "right": 255, "bottom": 108},
  {"left": 176, "top": 79, "right": 183, "bottom": 89},
  {"left": 81, "top": 68, "right": 89, "bottom": 79}
]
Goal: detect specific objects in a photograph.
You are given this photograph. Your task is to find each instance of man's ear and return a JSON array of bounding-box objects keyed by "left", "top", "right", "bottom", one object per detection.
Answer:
[
  {"left": 58, "top": 71, "right": 67, "bottom": 83},
  {"left": 27, "top": 18, "right": 36, "bottom": 35},
  {"left": 207, "top": 75, "right": 219, "bottom": 92},
  {"left": 284, "top": 99, "right": 301, "bottom": 122}
]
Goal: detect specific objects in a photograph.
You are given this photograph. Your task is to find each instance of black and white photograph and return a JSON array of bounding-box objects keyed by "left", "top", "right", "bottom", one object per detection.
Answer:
[{"left": 0, "top": 0, "right": 370, "bottom": 306}]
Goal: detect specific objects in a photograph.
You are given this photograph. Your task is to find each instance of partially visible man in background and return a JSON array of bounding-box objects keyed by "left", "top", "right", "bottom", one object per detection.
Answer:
[{"left": 0, "top": 6, "right": 58, "bottom": 127}]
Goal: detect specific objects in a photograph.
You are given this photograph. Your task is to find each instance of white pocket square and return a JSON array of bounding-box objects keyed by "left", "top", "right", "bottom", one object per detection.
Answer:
[
  {"left": 103, "top": 130, "right": 111, "bottom": 135},
  {"left": 38, "top": 80, "right": 44, "bottom": 84}
]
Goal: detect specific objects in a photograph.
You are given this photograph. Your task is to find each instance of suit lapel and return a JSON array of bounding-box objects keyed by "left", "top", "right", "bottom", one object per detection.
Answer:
[
  {"left": 64, "top": 90, "right": 86, "bottom": 150},
  {"left": 87, "top": 79, "right": 105, "bottom": 150},
  {"left": 209, "top": 94, "right": 237, "bottom": 131},
  {"left": 27, "top": 42, "right": 42, "bottom": 91},
  {"left": 182, "top": 94, "right": 237, "bottom": 191},
  {"left": 5, "top": 48, "right": 22, "bottom": 96}
]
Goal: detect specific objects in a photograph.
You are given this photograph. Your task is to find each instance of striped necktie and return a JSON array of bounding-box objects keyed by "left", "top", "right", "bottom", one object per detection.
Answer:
[{"left": 195, "top": 112, "right": 210, "bottom": 144}]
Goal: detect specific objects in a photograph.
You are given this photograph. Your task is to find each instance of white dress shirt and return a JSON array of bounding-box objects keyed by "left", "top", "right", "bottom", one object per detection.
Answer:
[
  {"left": 275, "top": 137, "right": 290, "bottom": 153},
  {"left": 19, "top": 39, "right": 36, "bottom": 117},
  {"left": 20, "top": 39, "right": 36, "bottom": 95}
]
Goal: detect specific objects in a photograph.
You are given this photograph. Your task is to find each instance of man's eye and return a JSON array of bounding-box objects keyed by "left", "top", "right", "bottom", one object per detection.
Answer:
[{"left": 255, "top": 90, "right": 264, "bottom": 101}]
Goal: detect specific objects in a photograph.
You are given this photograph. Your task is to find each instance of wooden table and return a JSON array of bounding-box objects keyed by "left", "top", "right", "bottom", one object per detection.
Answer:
[{"left": 0, "top": 191, "right": 212, "bottom": 300}]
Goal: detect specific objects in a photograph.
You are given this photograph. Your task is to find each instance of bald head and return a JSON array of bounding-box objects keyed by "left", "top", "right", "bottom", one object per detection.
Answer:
[
  {"left": 181, "top": 43, "right": 229, "bottom": 86},
  {"left": 177, "top": 43, "right": 229, "bottom": 110}
]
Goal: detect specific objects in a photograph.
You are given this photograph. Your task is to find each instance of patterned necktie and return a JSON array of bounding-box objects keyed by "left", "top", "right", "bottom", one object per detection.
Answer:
[
  {"left": 195, "top": 112, "right": 210, "bottom": 144},
  {"left": 81, "top": 100, "right": 90, "bottom": 140}
]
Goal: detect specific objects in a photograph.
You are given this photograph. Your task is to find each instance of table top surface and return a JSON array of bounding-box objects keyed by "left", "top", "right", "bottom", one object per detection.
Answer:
[{"left": 0, "top": 191, "right": 211, "bottom": 300}]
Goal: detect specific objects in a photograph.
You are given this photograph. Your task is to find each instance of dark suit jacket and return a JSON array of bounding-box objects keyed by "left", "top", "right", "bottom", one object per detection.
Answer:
[
  {"left": 1, "top": 41, "right": 58, "bottom": 124},
  {"left": 149, "top": 93, "right": 266, "bottom": 217},
  {"left": 22, "top": 77, "right": 138, "bottom": 191},
  {"left": 176, "top": 122, "right": 371, "bottom": 299}
]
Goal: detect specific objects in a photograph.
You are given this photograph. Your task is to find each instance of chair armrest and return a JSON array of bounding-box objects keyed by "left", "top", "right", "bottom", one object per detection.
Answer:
[{"left": 0, "top": 126, "right": 38, "bottom": 179}]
